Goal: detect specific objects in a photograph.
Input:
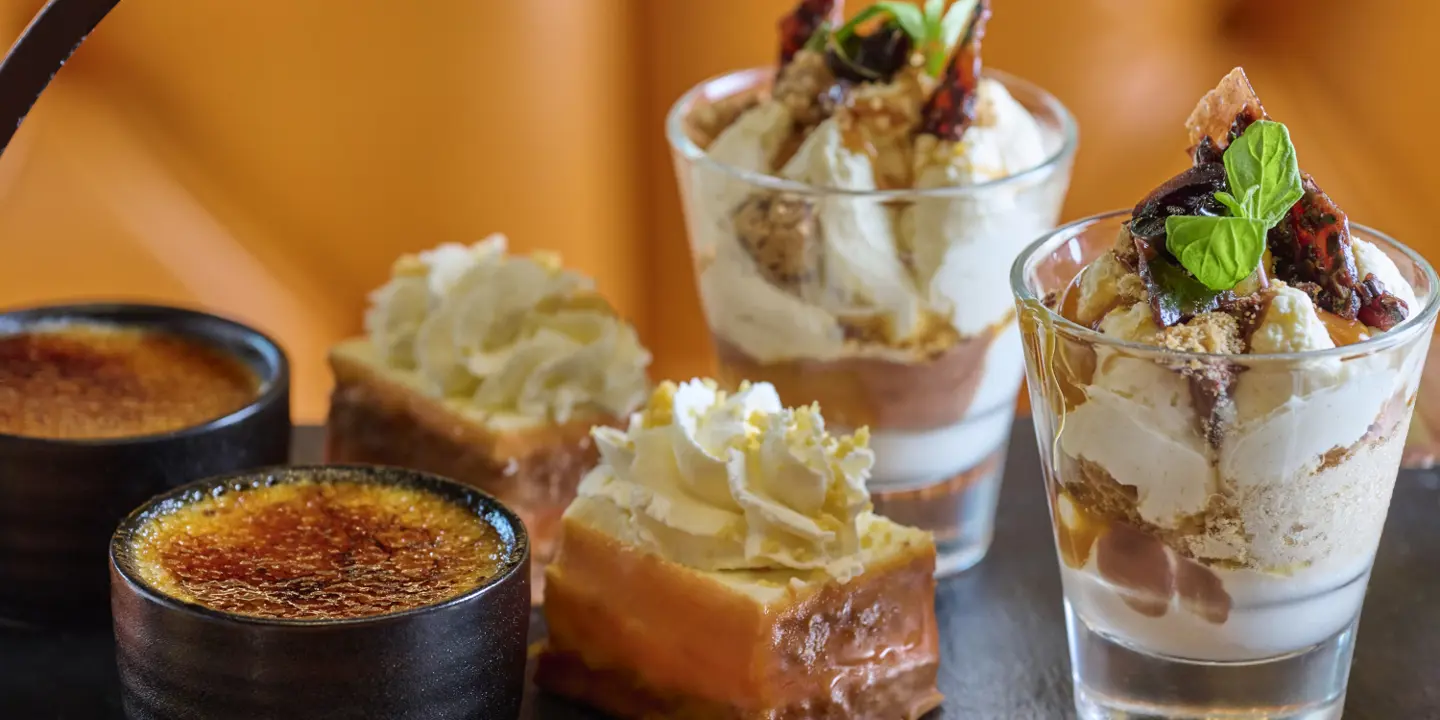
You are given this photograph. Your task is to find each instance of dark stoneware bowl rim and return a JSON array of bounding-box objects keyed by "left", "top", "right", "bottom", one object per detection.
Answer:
[
  {"left": 110, "top": 464, "right": 531, "bottom": 628},
  {"left": 0, "top": 302, "right": 289, "bottom": 447}
]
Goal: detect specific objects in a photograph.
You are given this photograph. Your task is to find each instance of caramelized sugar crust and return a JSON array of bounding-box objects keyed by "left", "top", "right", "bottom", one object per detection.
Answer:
[
  {"left": 540, "top": 521, "right": 942, "bottom": 719},
  {"left": 130, "top": 480, "right": 505, "bottom": 620},
  {"left": 0, "top": 324, "right": 257, "bottom": 439}
]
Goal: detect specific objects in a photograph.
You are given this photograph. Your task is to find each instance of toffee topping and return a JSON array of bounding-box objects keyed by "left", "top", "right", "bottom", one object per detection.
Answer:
[
  {"left": 0, "top": 324, "right": 257, "bottom": 440},
  {"left": 131, "top": 480, "right": 506, "bottom": 620}
]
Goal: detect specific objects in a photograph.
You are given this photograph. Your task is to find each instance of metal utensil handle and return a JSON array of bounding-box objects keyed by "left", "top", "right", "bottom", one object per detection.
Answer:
[{"left": 0, "top": 0, "right": 120, "bottom": 155}]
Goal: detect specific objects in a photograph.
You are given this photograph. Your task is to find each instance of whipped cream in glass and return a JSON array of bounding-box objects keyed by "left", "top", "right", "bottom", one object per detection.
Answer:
[{"left": 666, "top": 0, "right": 1076, "bottom": 575}]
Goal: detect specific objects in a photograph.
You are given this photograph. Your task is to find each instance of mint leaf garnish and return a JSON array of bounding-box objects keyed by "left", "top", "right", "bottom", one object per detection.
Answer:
[
  {"left": 804, "top": 22, "right": 831, "bottom": 52},
  {"left": 1213, "top": 190, "right": 1244, "bottom": 217},
  {"left": 832, "top": 1, "right": 979, "bottom": 79},
  {"left": 1165, "top": 119, "right": 1303, "bottom": 291},
  {"left": 1222, "top": 120, "right": 1303, "bottom": 226},
  {"left": 837, "top": 3, "right": 926, "bottom": 45},
  {"left": 1165, "top": 215, "right": 1268, "bottom": 291},
  {"left": 940, "top": 0, "right": 980, "bottom": 53}
]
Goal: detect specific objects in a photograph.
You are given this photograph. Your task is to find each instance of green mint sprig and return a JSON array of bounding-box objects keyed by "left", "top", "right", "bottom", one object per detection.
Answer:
[
  {"left": 1163, "top": 120, "right": 1304, "bottom": 291},
  {"left": 830, "top": 0, "right": 980, "bottom": 78}
]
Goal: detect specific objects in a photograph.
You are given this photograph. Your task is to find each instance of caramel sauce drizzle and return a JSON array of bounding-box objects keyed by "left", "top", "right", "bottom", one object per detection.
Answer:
[
  {"left": 1054, "top": 488, "right": 1107, "bottom": 570},
  {"left": 1316, "top": 309, "right": 1372, "bottom": 347}
]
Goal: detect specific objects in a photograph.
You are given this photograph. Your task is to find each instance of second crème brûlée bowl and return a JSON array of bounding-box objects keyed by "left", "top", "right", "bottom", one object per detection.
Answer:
[
  {"left": 0, "top": 303, "right": 291, "bottom": 626},
  {"left": 667, "top": 62, "right": 1076, "bottom": 574},
  {"left": 110, "top": 465, "right": 530, "bottom": 720}
]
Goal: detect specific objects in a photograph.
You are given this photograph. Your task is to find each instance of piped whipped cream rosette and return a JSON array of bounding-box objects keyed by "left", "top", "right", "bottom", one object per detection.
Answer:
[
  {"left": 574, "top": 379, "right": 877, "bottom": 581},
  {"left": 364, "top": 234, "right": 651, "bottom": 425},
  {"left": 1046, "top": 68, "right": 1430, "bottom": 661}
]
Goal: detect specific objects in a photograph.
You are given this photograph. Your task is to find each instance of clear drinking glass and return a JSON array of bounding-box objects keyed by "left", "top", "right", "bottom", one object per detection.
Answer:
[
  {"left": 667, "top": 67, "right": 1076, "bottom": 575},
  {"left": 1012, "top": 212, "right": 1439, "bottom": 719}
]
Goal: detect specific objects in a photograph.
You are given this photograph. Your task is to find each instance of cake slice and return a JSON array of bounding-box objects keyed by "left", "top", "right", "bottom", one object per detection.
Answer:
[
  {"left": 538, "top": 380, "right": 942, "bottom": 719},
  {"left": 326, "top": 234, "right": 650, "bottom": 603}
]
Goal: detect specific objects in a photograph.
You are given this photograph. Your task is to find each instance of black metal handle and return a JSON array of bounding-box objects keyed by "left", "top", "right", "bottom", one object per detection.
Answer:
[{"left": 0, "top": 0, "right": 120, "bottom": 156}]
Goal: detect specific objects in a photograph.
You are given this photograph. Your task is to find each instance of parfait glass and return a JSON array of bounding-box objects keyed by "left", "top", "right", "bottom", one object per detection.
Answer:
[
  {"left": 1012, "top": 212, "right": 1438, "bottom": 719},
  {"left": 667, "top": 67, "right": 1076, "bottom": 575}
]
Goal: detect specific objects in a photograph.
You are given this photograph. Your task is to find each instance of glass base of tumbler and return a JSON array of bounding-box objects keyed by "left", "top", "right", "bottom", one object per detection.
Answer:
[
  {"left": 1067, "top": 601, "right": 1355, "bottom": 719},
  {"left": 870, "top": 448, "right": 1006, "bottom": 578}
]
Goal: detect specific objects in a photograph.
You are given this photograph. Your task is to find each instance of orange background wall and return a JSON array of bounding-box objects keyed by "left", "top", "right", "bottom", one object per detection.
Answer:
[{"left": 0, "top": 0, "right": 1434, "bottom": 421}]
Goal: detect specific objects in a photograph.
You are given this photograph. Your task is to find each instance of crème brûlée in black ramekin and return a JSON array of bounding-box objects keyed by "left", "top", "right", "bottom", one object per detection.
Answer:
[{"left": 111, "top": 465, "right": 530, "bottom": 720}]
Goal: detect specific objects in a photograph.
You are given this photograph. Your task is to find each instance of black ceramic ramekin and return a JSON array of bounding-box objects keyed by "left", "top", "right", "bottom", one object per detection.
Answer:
[
  {"left": 110, "top": 464, "right": 531, "bottom": 720},
  {"left": 0, "top": 303, "right": 291, "bottom": 627}
]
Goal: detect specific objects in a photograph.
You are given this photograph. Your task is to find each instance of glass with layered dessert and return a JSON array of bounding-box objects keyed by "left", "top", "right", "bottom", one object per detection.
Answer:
[
  {"left": 1013, "top": 68, "right": 1438, "bottom": 719},
  {"left": 666, "top": 0, "right": 1075, "bottom": 574}
]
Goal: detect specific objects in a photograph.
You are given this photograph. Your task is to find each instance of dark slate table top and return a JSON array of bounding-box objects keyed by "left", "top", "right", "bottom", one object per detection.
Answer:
[{"left": 3, "top": 423, "right": 1437, "bottom": 719}]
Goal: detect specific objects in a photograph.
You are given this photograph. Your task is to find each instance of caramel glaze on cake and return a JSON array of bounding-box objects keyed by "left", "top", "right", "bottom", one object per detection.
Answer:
[
  {"left": 0, "top": 324, "right": 257, "bottom": 440},
  {"left": 327, "top": 342, "right": 620, "bottom": 604},
  {"left": 130, "top": 479, "right": 505, "bottom": 620},
  {"left": 538, "top": 521, "right": 943, "bottom": 720}
]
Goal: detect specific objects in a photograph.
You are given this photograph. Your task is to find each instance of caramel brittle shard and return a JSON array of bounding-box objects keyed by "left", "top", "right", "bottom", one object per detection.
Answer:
[
  {"left": 918, "top": 0, "right": 991, "bottom": 141},
  {"left": 1185, "top": 66, "right": 1266, "bottom": 152},
  {"left": 777, "top": 0, "right": 841, "bottom": 69}
]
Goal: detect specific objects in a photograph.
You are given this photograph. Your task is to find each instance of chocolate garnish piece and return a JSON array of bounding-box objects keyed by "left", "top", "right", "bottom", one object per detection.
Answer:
[
  {"left": 1191, "top": 135, "right": 1224, "bottom": 166},
  {"left": 777, "top": 0, "right": 841, "bottom": 70},
  {"left": 1216, "top": 292, "right": 1269, "bottom": 345},
  {"left": 826, "top": 20, "right": 913, "bottom": 84},
  {"left": 0, "top": 0, "right": 121, "bottom": 156},
  {"left": 1133, "top": 235, "right": 1225, "bottom": 328},
  {"left": 1175, "top": 557, "right": 1232, "bottom": 624},
  {"left": 1096, "top": 523, "right": 1174, "bottom": 618},
  {"left": 1182, "top": 361, "right": 1237, "bottom": 448},
  {"left": 918, "top": 0, "right": 990, "bottom": 142},
  {"left": 1357, "top": 273, "right": 1409, "bottom": 331},
  {"left": 1129, "top": 163, "right": 1229, "bottom": 245},
  {"left": 1268, "top": 175, "right": 1361, "bottom": 319}
]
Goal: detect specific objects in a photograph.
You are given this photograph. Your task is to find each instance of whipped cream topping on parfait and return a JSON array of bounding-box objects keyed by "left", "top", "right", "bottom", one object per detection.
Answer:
[{"left": 686, "top": 0, "right": 1062, "bottom": 365}]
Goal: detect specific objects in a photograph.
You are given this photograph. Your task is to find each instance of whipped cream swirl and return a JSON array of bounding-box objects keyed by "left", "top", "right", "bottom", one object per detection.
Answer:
[
  {"left": 576, "top": 379, "right": 874, "bottom": 578},
  {"left": 364, "top": 234, "right": 650, "bottom": 422}
]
